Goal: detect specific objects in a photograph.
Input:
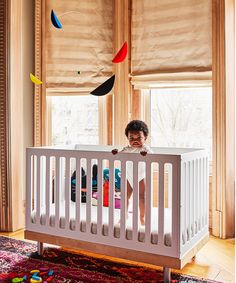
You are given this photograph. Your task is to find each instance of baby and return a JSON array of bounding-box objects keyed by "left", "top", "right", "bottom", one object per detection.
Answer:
[{"left": 112, "top": 120, "right": 152, "bottom": 225}]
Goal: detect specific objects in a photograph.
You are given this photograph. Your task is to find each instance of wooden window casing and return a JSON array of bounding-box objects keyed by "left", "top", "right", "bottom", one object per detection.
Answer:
[{"left": 0, "top": 0, "right": 11, "bottom": 231}]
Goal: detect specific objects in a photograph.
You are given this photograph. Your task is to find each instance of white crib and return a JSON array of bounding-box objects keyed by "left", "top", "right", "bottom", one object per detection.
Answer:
[{"left": 25, "top": 145, "right": 209, "bottom": 282}]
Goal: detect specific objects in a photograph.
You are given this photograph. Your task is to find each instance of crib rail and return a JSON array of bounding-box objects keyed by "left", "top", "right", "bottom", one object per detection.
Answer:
[{"left": 26, "top": 146, "right": 208, "bottom": 258}]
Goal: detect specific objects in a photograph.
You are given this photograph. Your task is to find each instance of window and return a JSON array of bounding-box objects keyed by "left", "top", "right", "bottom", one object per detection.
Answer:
[
  {"left": 150, "top": 87, "right": 212, "bottom": 160},
  {"left": 51, "top": 96, "right": 99, "bottom": 146}
]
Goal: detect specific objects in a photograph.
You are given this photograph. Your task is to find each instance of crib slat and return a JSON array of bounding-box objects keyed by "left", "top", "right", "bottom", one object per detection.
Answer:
[
  {"left": 172, "top": 158, "right": 180, "bottom": 252},
  {"left": 193, "top": 160, "right": 196, "bottom": 235},
  {"left": 181, "top": 162, "right": 186, "bottom": 243},
  {"left": 202, "top": 158, "right": 205, "bottom": 227},
  {"left": 108, "top": 161, "right": 114, "bottom": 237},
  {"left": 189, "top": 161, "right": 192, "bottom": 240},
  {"left": 205, "top": 157, "right": 208, "bottom": 226},
  {"left": 158, "top": 162, "right": 164, "bottom": 246},
  {"left": 145, "top": 161, "right": 152, "bottom": 244},
  {"left": 206, "top": 157, "right": 209, "bottom": 227},
  {"left": 86, "top": 159, "right": 92, "bottom": 232},
  {"left": 168, "top": 164, "right": 172, "bottom": 210},
  {"left": 120, "top": 161, "right": 127, "bottom": 239},
  {"left": 76, "top": 158, "right": 81, "bottom": 230},
  {"left": 40, "top": 156, "right": 45, "bottom": 224},
  {"left": 36, "top": 156, "right": 41, "bottom": 224},
  {"left": 202, "top": 157, "right": 205, "bottom": 227},
  {"left": 65, "top": 157, "right": 70, "bottom": 230},
  {"left": 55, "top": 156, "right": 61, "bottom": 228},
  {"left": 45, "top": 156, "right": 51, "bottom": 226},
  {"left": 190, "top": 160, "right": 194, "bottom": 238},
  {"left": 132, "top": 161, "right": 139, "bottom": 241},
  {"left": 185, "top": 162, "right": 188, "bottom": 239},
  {"left": 196, "top": 159, "right": 200, "bottom": 232},
  {"left": 26, "top": 152, "right": 32, "bottom": 227},
  {"left": 199, "top": 158, "right": 202, "bottom": 230},
  {"left": 33, "top": 156, "right": 37, "bottom": 219},
  {"left": 97, "top": 159, "right": 103, "bottom": 235},
  {"left": 187, "top": 162, "right": 191, "bottom": 241}
]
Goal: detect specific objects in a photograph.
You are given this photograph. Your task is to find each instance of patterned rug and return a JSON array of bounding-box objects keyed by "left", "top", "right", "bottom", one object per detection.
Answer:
[{"left": 0, "top": 236, "right": 221, "bottom": 283}]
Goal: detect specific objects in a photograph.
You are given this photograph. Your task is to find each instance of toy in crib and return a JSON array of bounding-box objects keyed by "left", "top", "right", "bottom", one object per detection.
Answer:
[
  {"left": 70, "top": 165, "right": 121, "bottom": 208},
  {"left": 92, "top": 180, "right": 121, "bottom": 209}
]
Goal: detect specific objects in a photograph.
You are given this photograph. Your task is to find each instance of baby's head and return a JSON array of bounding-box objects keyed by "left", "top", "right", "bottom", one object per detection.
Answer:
[{"left": 125, "top": 120, "right": 149, "bottom": 148}]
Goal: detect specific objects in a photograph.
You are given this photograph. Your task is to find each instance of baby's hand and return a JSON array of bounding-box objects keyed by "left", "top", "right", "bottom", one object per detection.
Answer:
[
  {"left": 111, "top": 149, "right": 118, "bottom": 155},
  {"left": 140, "top": 151, "right": 147, "bottom": 156}
]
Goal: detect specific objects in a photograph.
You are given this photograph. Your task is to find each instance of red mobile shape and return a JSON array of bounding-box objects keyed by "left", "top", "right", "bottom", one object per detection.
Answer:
[{"left": 112, "top": 41, "right": 128, "bottom": 63}]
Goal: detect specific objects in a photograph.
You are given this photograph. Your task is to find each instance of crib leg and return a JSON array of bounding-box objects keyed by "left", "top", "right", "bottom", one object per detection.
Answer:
[
  {"left": 37, "top": 241, "right": 44, "bottom": 255},
  {"left": 163, "top": 267, "right": 171, "bottom": 283}
]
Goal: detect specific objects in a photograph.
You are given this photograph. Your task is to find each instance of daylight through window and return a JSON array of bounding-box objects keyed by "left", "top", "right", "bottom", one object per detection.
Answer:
[
  {"left": 150, "top": 87, "right": 212, "bottom": 160},
  {"left": 51, "top": 96, "right": 99, "bottom": 146}
]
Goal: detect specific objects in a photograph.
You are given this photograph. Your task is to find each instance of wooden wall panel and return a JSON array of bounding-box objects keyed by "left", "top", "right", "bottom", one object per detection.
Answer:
[
  {"left": 34, "top": 0, "right": 43, "bottom": 146},
  {"left": 0, "top": 0, "right": 34, "bottom": 232},
  {"left": 212, "top": 0, "right": 235, "bottom": 238},
  {"left": 9, "top": 0, "right": 25, "bottom": 231},
  {"left": 113, "top": 0, "right": 131, "bottom": 146},
  {"left": 0, "top": 0, "right": 11, "bottom": 231}
]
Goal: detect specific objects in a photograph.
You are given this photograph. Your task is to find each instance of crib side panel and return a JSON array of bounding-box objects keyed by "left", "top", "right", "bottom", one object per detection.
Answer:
[
  {"left": 26, "top": 148, "right": 182, "bottom": 258},
  {"left": 180, "top": 150, "right": 209, "bottom": 257}
]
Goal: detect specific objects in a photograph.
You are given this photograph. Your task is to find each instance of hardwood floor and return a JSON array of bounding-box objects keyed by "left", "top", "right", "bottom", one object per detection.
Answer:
[{"left": 0, "top": 230, "right": 234, "bottom": 282}]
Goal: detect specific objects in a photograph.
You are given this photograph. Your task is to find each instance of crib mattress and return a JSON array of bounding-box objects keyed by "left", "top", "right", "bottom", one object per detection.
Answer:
[{"left": 31, "top": 202, "right": 172, "bottom": 246}]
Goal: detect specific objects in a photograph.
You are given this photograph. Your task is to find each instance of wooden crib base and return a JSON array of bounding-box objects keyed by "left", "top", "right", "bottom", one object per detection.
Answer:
[{"left": 24, "top": 230, "right": 209, "bottom": 270}]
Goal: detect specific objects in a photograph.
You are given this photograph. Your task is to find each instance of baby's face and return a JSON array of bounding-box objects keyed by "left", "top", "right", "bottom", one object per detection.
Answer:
[{"left": 127, "top": 130, "right": 146, "bottom": 148}]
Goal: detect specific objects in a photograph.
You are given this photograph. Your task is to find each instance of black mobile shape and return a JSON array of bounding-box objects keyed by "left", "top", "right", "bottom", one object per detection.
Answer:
[{"left": 90, "top": 74, "right": 115, "bottom": 96}]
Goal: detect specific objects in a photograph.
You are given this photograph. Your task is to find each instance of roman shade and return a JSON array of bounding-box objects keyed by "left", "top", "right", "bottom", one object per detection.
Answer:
[
  {"left": 45, "top": 0, "right": 113, "bottom": 94},
  {"left": 131, "top": 0, "right": 212, "bottom": 87}
]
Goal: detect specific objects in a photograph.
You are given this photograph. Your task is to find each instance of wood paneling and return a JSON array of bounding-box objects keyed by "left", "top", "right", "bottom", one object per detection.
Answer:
[
  {"left": 106, "top": 94, "right": 113, "bottom": 145},
  {"left": 113, "top": 0, "right": 131, "bottom": 146},
  {"left": 212, "top": 0, "right": 235, "bottom": 238},
  {"left": 0, "top": 0, "right": 30, "bottom": 231},
  {"left": 131, "top": 87, "right": 141, "bottom": 120},
  {"left": 34, "top": 0, "right": 44, "bottom": 146},
  {"left": 224, "top": 0, "right": 235, "bottom": 239},
  {"left": 10, "top": 0, "right": 25, "bottom": 231},
  {"left": 0, "top": 0, "right": 11, "bottom": 231}
]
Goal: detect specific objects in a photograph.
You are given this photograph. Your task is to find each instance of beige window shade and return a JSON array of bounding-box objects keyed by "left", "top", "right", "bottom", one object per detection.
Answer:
[
  {"left": 45, "top": 0, "right": 113, "bottom": 94},
  {"left": 131, "top": 0, "right": 212, "bottom": 87}
]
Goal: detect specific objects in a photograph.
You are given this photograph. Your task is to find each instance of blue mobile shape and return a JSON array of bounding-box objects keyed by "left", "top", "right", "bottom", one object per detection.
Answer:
[{"left": 51, "top": 10, "right": 62, "bottom": 29}]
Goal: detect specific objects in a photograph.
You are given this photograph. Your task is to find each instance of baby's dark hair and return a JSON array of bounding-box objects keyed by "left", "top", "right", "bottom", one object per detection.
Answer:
[{"left": 125, "top": 120, "right": 149, "bottom": 137}]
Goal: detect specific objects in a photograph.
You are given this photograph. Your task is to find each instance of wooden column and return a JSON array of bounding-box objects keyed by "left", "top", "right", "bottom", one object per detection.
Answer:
[
  {"left": 0, "top": 0, "right": 11, "bottom": 231},
  {"left": 0, "top": 0, "right": 32, "bottom": 231},
  {"left": 113, "top": 0, "right": 131, "bottom": 146},
  {"left": 9, "top": 0, "right": 25, "bottom": 231},
  {"left": 106, "top": 94, "right": 113, "bottom": 145},
  {"left": 35, "top": 0, "right": 46, "bottom": 146},
  {"left": 212, "top": 0, "right": 235, "bottom": 238},
  {"left": 131, "top": 87, "right": 141, "bottom": 120}
]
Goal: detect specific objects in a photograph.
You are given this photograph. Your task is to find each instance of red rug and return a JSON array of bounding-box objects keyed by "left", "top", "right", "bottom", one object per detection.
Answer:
[{"left": 0, "top": 236, "right": 222, "bottom": 283}]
